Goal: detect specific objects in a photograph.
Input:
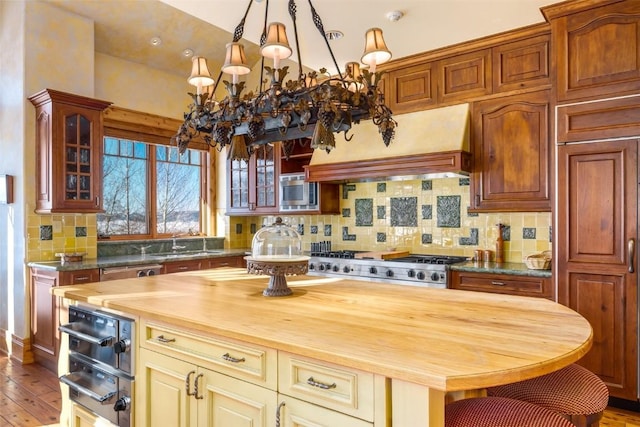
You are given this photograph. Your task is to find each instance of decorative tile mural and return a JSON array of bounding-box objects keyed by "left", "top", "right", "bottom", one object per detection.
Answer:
[
  {"left": 436, "top": 196, "right": 461, "bottom": 228},
  {"left": 390, "top": 197, "right": 417, "bottom": 227},
  {"left": 355, "top": 199, "right": 373, "bottom": 226}
]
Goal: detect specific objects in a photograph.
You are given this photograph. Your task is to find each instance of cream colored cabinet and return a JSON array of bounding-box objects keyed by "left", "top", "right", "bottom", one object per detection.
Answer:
[
  {"left": 70, "top": 402, "right": 113, "bottom": 427},
  {"left": 137, "top": 319, "right": 278, "bottom": 427},
  {"left": 276, "top": 352, "right": 384, "bottom": 426}
]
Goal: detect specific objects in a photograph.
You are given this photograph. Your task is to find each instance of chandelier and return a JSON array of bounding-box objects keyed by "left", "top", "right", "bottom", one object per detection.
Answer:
[{"left": 173, "top": 0, "right": 397, "bottom": 158}]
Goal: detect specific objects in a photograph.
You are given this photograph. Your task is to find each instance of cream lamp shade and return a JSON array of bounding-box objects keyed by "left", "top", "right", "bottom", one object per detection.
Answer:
[
  {"left": 222, "top": 42, "right": 251, "bottom": 76},
  {"left": 188, "top": 56, "right": 215, "bottom": 87},
  {"left": 361, "top": 28, "right": 392, "bottom": 71},
  {"left": 260, "top": 22, "right": 293, "bottom": 60}
]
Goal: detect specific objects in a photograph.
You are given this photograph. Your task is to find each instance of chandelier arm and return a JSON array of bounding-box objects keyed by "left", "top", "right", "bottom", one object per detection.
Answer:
[
  {"left": 258, "top": 0, "right": 270, "bottom": 92},
  {"left": 233, "top": 0, "right": 254, "bottom": 42},
  {"left": 288, "top": 0, "right": 304, "bottom": 83},
  {"left": 307, "top": 0, "right": 346, "bottom": 83}
]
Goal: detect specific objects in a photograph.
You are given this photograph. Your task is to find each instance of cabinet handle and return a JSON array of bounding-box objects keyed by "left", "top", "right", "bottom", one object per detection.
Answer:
[
  {"left": 307, "top": 377, "right": 336, "bottom": 390},
  {"left": 95, "top": 196, "right": 100, "bottom": 207},
  {"left": 185, "top": 370, "right": 196, "bottom": 397},
  {"left": 629, "top": 238, "right": 635, "bottom": 273},
  {"left": 74, "top": 276, "right": 90, "bottom": 282},
  {"left": 491, "top": 281, "right": 506, "bottom": 286},
  {"left": 222, "top": 352, "right": 245, "bottom": 363},
  {"left": 194, "top": 373, "right": 204, "bottom": 400},
  {"left": 275, "top": 401, "right": 286, "bottom": 427},
  {"left": 156, "top": 334, "right": 176, "bottom": 343},
  {"left": 178, "top": 266, "right": 189, "bottom": 271}
]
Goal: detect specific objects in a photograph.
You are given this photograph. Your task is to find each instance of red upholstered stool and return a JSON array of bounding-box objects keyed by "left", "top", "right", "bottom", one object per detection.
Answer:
[
  {"left": 487, "top": 364, "right": 609, "bottom": 427},
  {"left": 446, "top": 397, "right": 575, "bottom": 427}
]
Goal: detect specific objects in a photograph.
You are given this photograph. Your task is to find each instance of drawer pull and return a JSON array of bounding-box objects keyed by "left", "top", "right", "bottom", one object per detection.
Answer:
[
  {"left": 222, "top": 352, "right": 245, "bottom": 363},
  {"left": 185, "top": 370, "right": 196, "bottom": 397},
  {"left": 491, "top": 281, "right": 506, "bottom": 286},
  {"left": 307, "top": 376, "right": 336, "bottom": 390},
  {"left": 156, "top": 335, "right": 176, "bottom": 343},
  {"left": 74, "top": 276, "right": 90, "bottom": 281},
  {"left": 194, "top": 373, "right": 204, "bottom": 400}
]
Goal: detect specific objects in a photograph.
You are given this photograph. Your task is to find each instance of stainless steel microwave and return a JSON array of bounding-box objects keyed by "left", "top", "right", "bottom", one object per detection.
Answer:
[{"left": 279, "top": 173, "right": 318, "bottom": 211}]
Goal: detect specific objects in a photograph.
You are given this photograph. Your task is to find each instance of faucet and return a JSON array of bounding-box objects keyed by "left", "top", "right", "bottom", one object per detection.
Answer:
[
  {"left": 139, "top": 245, "right": 152, "bottom": 256},
  {"left": 171, "top": 237, "right": 186, "bottom": 252}
]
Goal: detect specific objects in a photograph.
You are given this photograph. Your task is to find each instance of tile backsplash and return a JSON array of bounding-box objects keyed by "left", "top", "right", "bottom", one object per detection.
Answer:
[
  {"left": 27, "top": 210, "right": 98, "bottom": 261},
  {"left": 230, "top": 178, "right": 552, "bottom": 263}
]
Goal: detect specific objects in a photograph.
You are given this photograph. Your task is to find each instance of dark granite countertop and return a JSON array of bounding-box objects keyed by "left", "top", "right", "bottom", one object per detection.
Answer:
[
  {"left": 450, "top": 261, "right": 552, "bottom": 278},
  {"left": 27, "top": 248, "right": 251, "bottom": 271}
]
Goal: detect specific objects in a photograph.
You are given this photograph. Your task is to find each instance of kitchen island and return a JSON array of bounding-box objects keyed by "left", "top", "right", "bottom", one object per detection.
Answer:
[{"left": 52, "top": 268, "right": 592, "bottom": 427}]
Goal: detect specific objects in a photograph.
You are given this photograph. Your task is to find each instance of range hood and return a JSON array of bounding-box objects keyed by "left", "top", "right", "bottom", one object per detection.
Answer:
[{"left": 305, "top": 103, "right": 472, "bottom": 183}]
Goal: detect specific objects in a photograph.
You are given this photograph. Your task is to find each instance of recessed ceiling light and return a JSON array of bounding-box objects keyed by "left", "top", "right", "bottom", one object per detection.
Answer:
[
  {"left": 182, "top": 48, "right": 194, "bottom": 58},
  {"left": 150, "top": 36, "right": 162, "bottom": 46},
  {"left": 325, "top": 30, "right": 343, "bottom": 41}
]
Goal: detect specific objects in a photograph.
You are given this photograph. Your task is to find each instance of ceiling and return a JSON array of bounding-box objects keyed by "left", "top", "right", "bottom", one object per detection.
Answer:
[{"left": 42, "top": 0, "right": 559, "bottom": 81}]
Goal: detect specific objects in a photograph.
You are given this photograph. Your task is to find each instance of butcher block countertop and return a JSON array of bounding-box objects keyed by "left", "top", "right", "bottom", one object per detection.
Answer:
[{"left": 52, "top": 268, "right": 592, "bottom": 392}]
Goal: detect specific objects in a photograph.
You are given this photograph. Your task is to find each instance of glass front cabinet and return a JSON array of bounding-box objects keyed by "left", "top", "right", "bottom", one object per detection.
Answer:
[
  {"left": 227, "top": 143, "right": 279, "bottom": 215},
  {"left": 29, "top": 89, "right": 112, "bottom": 213}
]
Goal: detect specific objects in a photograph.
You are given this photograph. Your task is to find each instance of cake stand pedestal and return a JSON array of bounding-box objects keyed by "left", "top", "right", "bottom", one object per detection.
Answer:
[{"left": 244, "top": 256, "right": 310, "bottom": 297}]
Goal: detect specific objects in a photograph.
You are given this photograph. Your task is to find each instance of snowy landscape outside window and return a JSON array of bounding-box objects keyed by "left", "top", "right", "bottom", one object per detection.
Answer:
[{"left": 97, "top": 137, "right": 204, "bottom": 238}]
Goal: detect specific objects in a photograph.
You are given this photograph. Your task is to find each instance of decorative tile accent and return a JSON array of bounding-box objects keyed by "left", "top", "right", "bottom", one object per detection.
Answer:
[
  {"left": 390, "top": 197, "right": 418, "bottom": 227},
  {"left": 436, "top": 196, "right": 461, "bottom": 228},
  {"left": 342, "top": 183, "right": 356, "bottom": 199},
  {"left": 75, "top": 226, "right": 87, "bottom": 237},
  {"left": 250, "top": 223, "right": 257, "bottom": 234},
  {"left": 377, "top": 183, "right": 387, "bottom": 192},
  {"left": 459, "top": 178, "right": 470, "bottom": 186},
  {"left": 324, "top": 224, "right": 332, "bottom": 236},
  {"left": 40, "top": 225, "right": 53, "bottom": 241},
  {"left": 459, "top": 228, "right": 479, "bottom": 245},
  {"left": 502, "top": 225, "right": 511, "bottom": 241},
  {"left": 467, "top": 207, "right": 479, "bottom": 217},
  {"left": 377, "top": 205, "right": 386, "bottom": 219},
  {"left": 355, "top": 199, "right": 374, "bottom": 226},
  {"left": 342, "top": 208, "right": 351, "bottom": 217},
  {"left": 421, "top": 180, "right": 432, "bottom": 191},
  {"left": 235, "top": 223, "right": 243, "bottom": 234},
  {"left": 297, "top": 224, "right": 304, "bottom": 235},
  {"left": 342, "top": 227, "right": 356, "bottom": 241},
  {"left": 310, "top": 225, "right": 318, "bottom": 235},
  {"left": 422, "top": 234, "right": 432, "bottom": 244},
  {"left": 421, "top": 205, "right": 432, "bottom": 220},
  {"left": 523, "top": 227, "right": 536, "bottom": 239},
  {"left": 376, "top": 232, "right": 386, "bottom": 242}
]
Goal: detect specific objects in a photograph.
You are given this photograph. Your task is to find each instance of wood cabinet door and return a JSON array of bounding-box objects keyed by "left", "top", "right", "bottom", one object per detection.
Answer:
[
  {"left": 199, "top": 368, "right": 277, "bottom": 427},
  {"left": 30, "top": 271, "right": 58, "bottom": 362},
  {"left": 137, "top": 348, "right": 197, "bottom": 427},
  {"left": 470, "top": 90, "right": 551, "bottom": 212},
  {"left": 386, "top": 61, "right": 437, "bottom": 114},
  {"left": 557, "top": 138, "right": 638, "bottom": 400},
  {"left": 492, "top": 33, "right": 550, "bottom": 93},
  {"left": 227, "top": 143, "right": 279, "bottom": 215},
  {"left": 438, "top": 49, "right": 492, "bottom": 104},
  {"left": 552, "top": 1, "right": 640, "bottom": 102}
]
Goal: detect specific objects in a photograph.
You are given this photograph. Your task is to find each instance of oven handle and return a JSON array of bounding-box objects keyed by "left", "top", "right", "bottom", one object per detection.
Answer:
[
  {"left": 59, "top": 374, "right": 117, "bottom": 404},
  {"left": 59, "top": 324, "right": 114, "bottom": 347}
]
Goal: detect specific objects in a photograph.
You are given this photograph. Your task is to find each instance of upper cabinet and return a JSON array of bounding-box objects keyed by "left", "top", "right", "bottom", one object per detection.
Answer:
[
  {"left": 470, "top": 90, "right": 551, "bottom": 212},
  {"left": 544, "top": 0, "right": 640, "bottom": 102},
  {"left": 28, "top": 89, "right": 112, "bottom": 214},
  {"left": 383, "top": 24, "right": 550, "bottom": 115}
]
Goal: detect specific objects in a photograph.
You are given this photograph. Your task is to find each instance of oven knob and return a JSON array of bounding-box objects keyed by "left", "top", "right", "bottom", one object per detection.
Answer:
[
  {"left": 309, "top": 263, "right": 315, "bottom": 271},
  {"left": 416, "top": 272, "right": 426, "bottom": 280},
  {"left": 114, "top": 396, "right": 131, "bottom": 412},
  {"left": 369, "top": 266, "right": 377, "bottom": 274},
  {"left": 386, "top": 270, "right": 394, "bottom": 278},
  {"left": 137, "top": 270, "right": 147, "bottom": 277},
  {"left": 431, "top": 272, "right": 441, "bottom": 282},
  {"left": 408, "top": 269, "right": 416, "bottom": 278},
  {"left": 332, "top": 265, "right": 340, "bottom": 272},
  {"left": 319, "top": 264, "right": 326, "bottom": 271},
  {"left": 147, "top": 270, "right": 156, "bottom": 276},
  {"left": 343, "top": 266, "right": 350, "bottom": 273},
  {"left": 114, "top": 338, "right": 131, "bottom": 354}
]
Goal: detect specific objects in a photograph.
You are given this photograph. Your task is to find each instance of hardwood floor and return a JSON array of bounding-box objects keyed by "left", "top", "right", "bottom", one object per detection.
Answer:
[
  {"left": 0, "top": 356, "right": 61, "bottom": 427},
  {"left": 2, "top": 354, "right": 640, "bottom": 426}
]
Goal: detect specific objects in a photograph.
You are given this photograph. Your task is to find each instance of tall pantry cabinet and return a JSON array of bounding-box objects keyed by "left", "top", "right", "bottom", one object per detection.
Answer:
[{"left": 544, "top": 0, "right": 640, "bottom": 402}]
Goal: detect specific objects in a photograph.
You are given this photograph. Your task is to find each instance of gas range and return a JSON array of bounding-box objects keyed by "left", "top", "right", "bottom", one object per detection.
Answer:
[{"left": 307, "top": 251, "right": 468, "bottom": 288}]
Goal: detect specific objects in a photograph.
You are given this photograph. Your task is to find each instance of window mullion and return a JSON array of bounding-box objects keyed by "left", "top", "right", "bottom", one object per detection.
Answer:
[{"left": 149, "top": 145, "right": 158, "bottom": 238}]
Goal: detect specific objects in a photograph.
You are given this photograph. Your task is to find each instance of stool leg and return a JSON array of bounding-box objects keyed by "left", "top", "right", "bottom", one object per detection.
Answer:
[{"left": 567, "top": 411, "right": 603, "bottom": 427}]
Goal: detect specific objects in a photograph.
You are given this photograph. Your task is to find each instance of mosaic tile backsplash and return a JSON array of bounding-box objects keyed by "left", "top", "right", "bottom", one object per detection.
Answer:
[{"left": 229, "top": 178, "right": 552, "bottom": 263}]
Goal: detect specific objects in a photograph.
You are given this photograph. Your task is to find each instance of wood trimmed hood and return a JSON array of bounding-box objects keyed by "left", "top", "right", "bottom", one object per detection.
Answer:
[{"left": 305, "top": 103, "right": 472, "bottom": 183}]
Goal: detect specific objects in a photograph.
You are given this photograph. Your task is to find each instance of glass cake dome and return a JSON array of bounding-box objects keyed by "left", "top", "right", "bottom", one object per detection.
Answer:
[{"left": 251, "top": 217, "right": 302, "bottom": 259}]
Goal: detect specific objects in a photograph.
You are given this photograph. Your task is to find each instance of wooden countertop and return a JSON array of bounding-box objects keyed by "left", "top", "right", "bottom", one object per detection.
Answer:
[{"left": 52, "top": 268, "right": 592, "bottom": 392}]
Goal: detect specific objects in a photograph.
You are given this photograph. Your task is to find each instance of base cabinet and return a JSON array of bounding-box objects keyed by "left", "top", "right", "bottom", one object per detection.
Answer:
[
  {"left": 449, "top": 271, "right": 553, "bottom": 300},
  {"left": 138, "top": 348, "right": 277, "bottom": 427},
  {"left": 278, "top": 396, "right": 372, "bottom": 427},
  {"left": 70, "top": 402, "right": 109, "bottom": 427}
]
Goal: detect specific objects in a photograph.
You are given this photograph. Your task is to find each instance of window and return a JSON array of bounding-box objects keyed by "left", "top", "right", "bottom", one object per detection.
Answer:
[{"left": 98, "top": 137, "right": 205, "bottom": 239}]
